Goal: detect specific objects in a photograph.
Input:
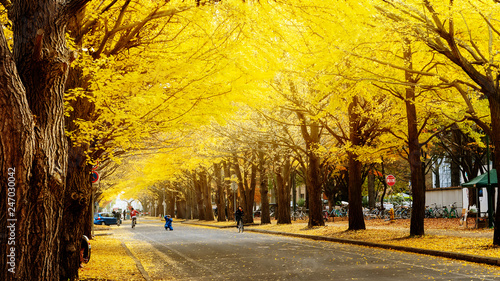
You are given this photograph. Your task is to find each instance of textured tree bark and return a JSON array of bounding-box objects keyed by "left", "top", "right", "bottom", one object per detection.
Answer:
[
  {"left": 60, "top": 144, "right": 92, "bottom": 281},
  {"left": 60, "top": 58, "right": 95, "bottom": 280},
  {"left": 0, "top": 0, "right": 89, "bottom": 279},
  {"left": 0, "top": 25, "right": 35, "bottom": 281}
]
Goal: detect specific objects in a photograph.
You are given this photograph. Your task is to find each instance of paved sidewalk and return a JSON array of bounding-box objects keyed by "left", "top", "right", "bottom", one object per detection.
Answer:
[{"left": 182, "top": 220, "right": 500, "bottom": 267}]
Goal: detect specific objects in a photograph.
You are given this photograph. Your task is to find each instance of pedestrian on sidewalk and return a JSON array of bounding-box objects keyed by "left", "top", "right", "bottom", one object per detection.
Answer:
[{"left": 164, "top": 215, "right": 173, "bottom": 231}]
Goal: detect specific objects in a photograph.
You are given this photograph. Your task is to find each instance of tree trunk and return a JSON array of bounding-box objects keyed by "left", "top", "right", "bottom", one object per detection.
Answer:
[
  {"left": 367, "top": 171, "right": 376, "bottom": 209},
  {"left": 0, "top": 0, "right": 88, "bottom": 277},
  {"left": 60, "top": 144, "right": 92, "bottom": 280},
  {"left": 223, "top": 161, "right": 234, "bottom": 221},
  {"left": 167, "top": 190, "right": 175, "bottom": 218},
  {"left": 60, "top": 55, "right": 96, "bottom": 280},
  {"left": 259, "top": 146, "right": 271, "bottom": 224},
  {"left": 176, "top": 196, "right": 186, "bottom": 219},
  {"left": 233, "top": 159, "right": 257, "bottom": 224},
  {"left": 404, "top": 42, "right": 425, "bottom": 236},
  {"left": 489, "top": 95, "right": 500, "bottom": 245},
  {"left": 201, "top": 170, "right": 214, "bottom": 221},
  {"left": 0, "top": 26, "right": 35, "bottom": 280},
  {"left": 214, "top": 163, "right": 226, "bottom": 221},
  {"left": 296, "top": 114, "right": 324, "bottom": 228},
  {"left": 276, "top": 159, "right": 291, "bottom": 224},
  {"left": 193, "top": 172, "right": 205, "bottom": 220},
  {"left": 347, "top": 96, "right": 366, "bottom": 231}
]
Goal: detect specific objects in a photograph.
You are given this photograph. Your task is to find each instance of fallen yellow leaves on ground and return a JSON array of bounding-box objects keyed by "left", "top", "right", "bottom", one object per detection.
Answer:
[
  {"left": 251, "top": 219, "right": 500, "bottom": 260},
  {"left": 79, "top": 235, "right": 143, "bottom": 281}
]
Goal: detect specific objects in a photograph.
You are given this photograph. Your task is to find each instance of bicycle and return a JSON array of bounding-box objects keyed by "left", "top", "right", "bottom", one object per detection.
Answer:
[
  {"left": 131, "top": 217, "right": 137, "bottom": 228},
  {"left": 448, "top": 202, "right": 458, "bottom": 218}
]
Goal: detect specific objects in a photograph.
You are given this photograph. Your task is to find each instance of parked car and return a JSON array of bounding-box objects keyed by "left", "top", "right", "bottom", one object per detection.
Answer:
[{"left": 94, "top": 212, "right": 120, "bottom": 226}]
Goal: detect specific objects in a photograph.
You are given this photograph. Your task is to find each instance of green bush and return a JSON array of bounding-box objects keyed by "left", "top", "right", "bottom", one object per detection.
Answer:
[{"left": 297, "top": 198, "right": 306, "bottom": 207}]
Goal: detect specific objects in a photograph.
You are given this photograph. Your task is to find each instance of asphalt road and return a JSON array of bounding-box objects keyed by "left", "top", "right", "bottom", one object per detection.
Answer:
[{"left": 113, "top": 219, "right": 500, "bottom": 281}]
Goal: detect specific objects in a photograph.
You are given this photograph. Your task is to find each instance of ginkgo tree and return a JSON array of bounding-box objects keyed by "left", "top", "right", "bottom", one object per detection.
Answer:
[{"left": 368, "top": 0, "right": 498, "bottom": 241}]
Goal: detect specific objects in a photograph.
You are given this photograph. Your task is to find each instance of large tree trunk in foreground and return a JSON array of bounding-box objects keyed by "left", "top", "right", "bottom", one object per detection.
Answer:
[
  {"left": 1, "top": 0, "right": 88, "bottom": 279},
  {"left": 0, "top": 26, "right": 35, "bottom": 280}
]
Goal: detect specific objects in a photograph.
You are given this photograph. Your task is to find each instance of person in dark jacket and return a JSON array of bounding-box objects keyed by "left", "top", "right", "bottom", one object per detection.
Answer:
[{"left": 235, "top": 206, "right": 244, "bottom": 228}]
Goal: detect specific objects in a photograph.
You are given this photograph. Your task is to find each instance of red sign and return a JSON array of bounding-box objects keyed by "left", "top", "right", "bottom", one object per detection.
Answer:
[
  {"left": 91, "top": 171, "right": 99, "bottom": 183},
  {"left": 386, "top": 175, "right": 396, "bottom": 186}
]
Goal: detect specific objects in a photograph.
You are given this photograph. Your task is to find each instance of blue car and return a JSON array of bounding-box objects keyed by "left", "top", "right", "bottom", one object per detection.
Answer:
[{"left": 94, "top": 212, "right": 121, "bottom": 226}]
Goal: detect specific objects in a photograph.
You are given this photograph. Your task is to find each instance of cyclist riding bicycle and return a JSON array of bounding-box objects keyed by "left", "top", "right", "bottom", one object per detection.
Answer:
[
  {"left": 235, "top": 206, "right": 244, "bottom": 229},
  {"left": 130, "top": 208, "right": 139, "bottom": 228}
]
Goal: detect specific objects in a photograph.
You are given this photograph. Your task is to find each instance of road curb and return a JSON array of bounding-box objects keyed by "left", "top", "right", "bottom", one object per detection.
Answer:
[
  {"left": 120, "top": 241, "right": 152, "bottom": 281},
  {"left": 245, "top": 229, "right": 500, "bottom": 267},
  {"left": 182, "top": 221, "right": 500, "bottom": 267}
]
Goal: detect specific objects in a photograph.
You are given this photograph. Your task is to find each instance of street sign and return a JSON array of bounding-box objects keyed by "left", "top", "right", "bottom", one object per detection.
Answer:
[
  {"left": 386, "top": 174, "right": 396, "bottom": 186},
  {"left": 91, "top": 171, "right": 99, "bottom": 183},
  {"left": 231, "top": 182, "right": 238, "bottom": 192}
]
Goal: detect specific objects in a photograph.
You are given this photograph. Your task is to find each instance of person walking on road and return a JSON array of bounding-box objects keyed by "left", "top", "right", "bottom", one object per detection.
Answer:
[
  {"left": 164, "top": 215, "right": 173, "bottom": 231},
  {"left": 235, "top": 206, "right": 244, "bottom": 229}
]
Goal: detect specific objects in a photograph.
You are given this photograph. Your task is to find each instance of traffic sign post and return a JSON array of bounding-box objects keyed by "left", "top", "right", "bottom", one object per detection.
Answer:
[{"left": 386, "top": 174, "right": 396, "bottom": 186}]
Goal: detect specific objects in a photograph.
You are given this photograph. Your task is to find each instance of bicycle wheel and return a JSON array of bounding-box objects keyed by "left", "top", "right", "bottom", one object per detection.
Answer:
[{"left": 238, "top": 220, "right": 243, "bottom": 233}]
